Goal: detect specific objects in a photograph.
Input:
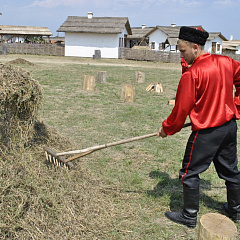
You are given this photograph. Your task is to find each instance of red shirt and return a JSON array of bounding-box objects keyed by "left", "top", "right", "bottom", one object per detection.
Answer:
[
  {"left": 181, "top": 58, "right": 189, "bottom": 74},
  {"left": 163, "top": 53, "right": 240, "bottom": 135}
]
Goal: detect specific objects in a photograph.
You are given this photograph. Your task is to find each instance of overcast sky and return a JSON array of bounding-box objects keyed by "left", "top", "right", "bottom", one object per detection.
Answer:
[{"left": 1, "top": 0, "right": 239, "bottom": 40}]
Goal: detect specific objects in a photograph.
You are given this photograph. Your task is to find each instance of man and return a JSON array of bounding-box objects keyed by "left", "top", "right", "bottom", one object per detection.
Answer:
[{"left": 158, "top": 26, "right": 240, "bottom": 228}]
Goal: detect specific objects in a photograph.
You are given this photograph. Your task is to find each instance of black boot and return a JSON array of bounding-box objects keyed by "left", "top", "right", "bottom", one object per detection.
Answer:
[
  {"left": 165, "top": 186, "right": 199, "bottom": 228},
  {"left": 223, "top": 186, "right": 240, "bottom": 221}
]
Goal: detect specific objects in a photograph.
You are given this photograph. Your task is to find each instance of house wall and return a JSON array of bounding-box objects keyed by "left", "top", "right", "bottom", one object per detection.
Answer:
[
  {"left": 65, "top": 28, "right": 128, "bottom": 58},
  {"left": 148, "top": 29, "right": 168, "bottom": 50},
  {"left": 205, "top": 36, "right": 223, "bottom": 54}
]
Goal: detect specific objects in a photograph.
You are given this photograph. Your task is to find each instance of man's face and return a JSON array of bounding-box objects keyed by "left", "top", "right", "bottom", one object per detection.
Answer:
[{"left": 179, "top": 41, "right": 196, "bottom": 65}]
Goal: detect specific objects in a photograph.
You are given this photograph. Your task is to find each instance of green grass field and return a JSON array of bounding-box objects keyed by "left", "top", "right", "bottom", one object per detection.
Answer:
[{"left": 0, "top": 54, "right": 239, "bottom": 239}]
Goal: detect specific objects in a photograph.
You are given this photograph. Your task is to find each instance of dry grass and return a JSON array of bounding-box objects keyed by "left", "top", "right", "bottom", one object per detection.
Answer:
[
  {"left": 0, "top": 62, "right": 42, "bottom": 153},
  {"left": 0, "top": 54, "right": 239, "bottom": 239}
]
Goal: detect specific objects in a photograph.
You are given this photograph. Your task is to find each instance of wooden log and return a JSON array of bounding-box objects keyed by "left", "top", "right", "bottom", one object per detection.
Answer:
[
  {"left": 146, "top": 83, "right": 155, "bottom": 92},
  {"left": 121, "top": 84, "right": 135, "bottom": 102},
  {"left": 83, "top": 75, "right": 96, "bottom": 91},
  {"left": 155, "top": 83, "right": 163, "bottom": 93},
  {"left": 198, "top": 213, "right": 237, "bottom": 240},
  {"left": 97, "top": 71, "right": 107, "bottom": 83},
  {"left": 168, "top": 100, "right": 175, "bottom": 105},
  {"left": 135, "top": 71, "right": 145, "bottom": 83}
]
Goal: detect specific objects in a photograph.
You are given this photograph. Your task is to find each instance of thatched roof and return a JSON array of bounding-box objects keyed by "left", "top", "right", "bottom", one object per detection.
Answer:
[
  {"left": 222, "top": 40, "right": 240, "bottom": 51},
  {"left": 127, "top": 27, "right": 154, "bottom": 40},
  {"left": 144, "top": 25, "right": 205, "bottom": 46},
  {"left": 166, "top": 37, "right": 178, "bottom": 45},
  {"left": 146, "top": 25, "right": 205, "bottom": 38},
  {"left": 208, "top": 32, "right": 227, "bottom": 41},
  {"left": 57, "top": 16, "right": 132, "bottom": 35},
  {"left": 145, "top": 26, "right": 228, "bottom": 45},
  {"left": 0, "top": 25, "right": 52, "bottom": 36}
]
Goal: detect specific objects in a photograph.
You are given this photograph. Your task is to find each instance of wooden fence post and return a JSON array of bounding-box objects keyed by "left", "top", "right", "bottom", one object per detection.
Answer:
[
  {"left": 121, "top": 84, "right": 135, "bottom": 102},
  {"left": 83, "top": 75, "right": 96, "bottom": 91},
  {"left": 198, "top": 213, "right": 237, "bottom": 240}
]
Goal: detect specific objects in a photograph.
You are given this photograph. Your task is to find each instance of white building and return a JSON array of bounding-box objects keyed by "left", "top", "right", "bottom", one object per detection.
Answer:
[
  {"left": 205, "top": 32, "right": 227, "bottom": 54},
  {"left": 145, "top": 25, "right": 183, "bottom": 51},
  {"left": 57, "top": 13, "right": 132, "bottom": 59}
]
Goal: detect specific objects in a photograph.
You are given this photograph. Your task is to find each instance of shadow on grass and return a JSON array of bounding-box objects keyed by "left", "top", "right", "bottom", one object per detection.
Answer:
[{"left": 147, "top": 170, "right": 226, "bottom": 214}]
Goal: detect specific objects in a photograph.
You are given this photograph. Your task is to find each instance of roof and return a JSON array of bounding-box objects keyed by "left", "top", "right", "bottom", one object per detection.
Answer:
[
  {"left": 0, "top": 25, "right": 52, "bottom": 36},
  {"left": 57, "top": 16, "right": 132, "bottom": 35},
  {"left": 127, "top": 27, "right": 154, "bottom": 40},
  {"left": 145, "top": 25, "right": 228, "bottom": 45},
  {"left": 146, "top": 25, "right": 205, "bottom": 38},
  {"left": 222, "top": 40, "right": 240, "bottom": 51},
  {"left": 208, "top": 32, "right": 227, "bottom": 41},
  {"left": 166, "top": 37, "right": 178, "bottom": 45}
]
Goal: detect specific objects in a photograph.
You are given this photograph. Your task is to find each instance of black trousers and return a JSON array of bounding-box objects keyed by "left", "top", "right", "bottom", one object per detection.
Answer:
[{"left": 180, "top": 119, "right": 240, "bottom": 188}]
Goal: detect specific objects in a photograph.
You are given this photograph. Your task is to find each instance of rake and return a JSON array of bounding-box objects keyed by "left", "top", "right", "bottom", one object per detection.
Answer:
[{"left": 44, "top": 122, "right": 191, "bottom": 168}]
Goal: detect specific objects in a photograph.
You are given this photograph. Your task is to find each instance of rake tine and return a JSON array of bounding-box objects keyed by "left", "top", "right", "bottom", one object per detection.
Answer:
[
  {"left": 43, "top": 146, "right": 74, "bottom": 168},
  {"left": 45, "top": 151, "right": 49, "bottom": 161}
]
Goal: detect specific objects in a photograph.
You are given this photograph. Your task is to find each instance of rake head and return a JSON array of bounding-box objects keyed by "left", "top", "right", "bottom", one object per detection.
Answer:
[{"left": 44, "top": 146, "right": 74, "bottom": 168}]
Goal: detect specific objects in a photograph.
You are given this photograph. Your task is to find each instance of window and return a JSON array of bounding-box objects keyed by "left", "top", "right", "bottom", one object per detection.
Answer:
[
  {"left": 212, "top": 42, "right": 216, "bottom": 53},
  {"left": 119, "top": 38, "right": 124, "bottom": 47}
]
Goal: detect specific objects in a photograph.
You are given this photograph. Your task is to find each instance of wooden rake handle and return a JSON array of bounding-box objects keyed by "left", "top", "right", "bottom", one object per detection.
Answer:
[
  {"left": 60, "top": 122, "right": 191, "bottom": 163},
  {"left": 58, "top": 132, "right": 158, "bottom": 157}
]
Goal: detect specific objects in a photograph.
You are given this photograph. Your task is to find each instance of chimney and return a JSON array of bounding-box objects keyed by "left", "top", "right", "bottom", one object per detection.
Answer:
[
  {"left": 88, "top": 12, "right": 93, "bottom": 19},
  {"left": 142, "top": 24, "right": 146, "bottom": 29},
  {"left": 171, "top": 23, "right": 176, "bottom": 27}
]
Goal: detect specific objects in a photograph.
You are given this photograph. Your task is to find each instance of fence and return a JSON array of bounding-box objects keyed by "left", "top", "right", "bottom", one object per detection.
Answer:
[
  {"left": 119, "top": 48, "right": 180, "bottom": 63},
  {"left": 0, "top": 43, "right": 64, "bottom": 56},
  {"left": 1, "top": 44, "right": 240, "bottom": 63},
  {"left": 119, "top": 48, "right": 240, "bottom": 63}
]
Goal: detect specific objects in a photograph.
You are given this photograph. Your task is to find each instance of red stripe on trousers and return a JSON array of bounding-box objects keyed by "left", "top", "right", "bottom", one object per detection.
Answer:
[{"left": 181, "top": 131, "right": 199, "bottom": 184}]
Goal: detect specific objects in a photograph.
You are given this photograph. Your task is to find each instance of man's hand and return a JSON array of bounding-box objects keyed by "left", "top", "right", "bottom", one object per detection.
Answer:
[{"left": 158, "top": 127, "right": 167, "bottom": 138}]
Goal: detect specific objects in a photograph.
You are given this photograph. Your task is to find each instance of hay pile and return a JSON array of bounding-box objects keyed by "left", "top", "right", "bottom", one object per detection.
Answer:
[{"left": 0, "top": 63, "right": 42, "bottom": 152}]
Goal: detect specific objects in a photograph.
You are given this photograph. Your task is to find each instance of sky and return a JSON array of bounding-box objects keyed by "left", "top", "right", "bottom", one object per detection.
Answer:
[{"left": 0, "top": 0, "right": 239, "bottom": 40}]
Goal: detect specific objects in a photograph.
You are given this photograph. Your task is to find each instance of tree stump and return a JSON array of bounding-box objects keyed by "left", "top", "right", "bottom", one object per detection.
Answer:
[
  {"left": 93, "top": 50, "right": 101, "bottom": 59},
  {"left": 135, "top": 71, "right": 145, "bottom": 83},
  {"left": 97, "top": 71, "right": 107, "bottom": 83},
  {"left": 121, "top": 84, "right": 135, "bottom": 102},
  {"left": 198, "top": 213, "right": 237, "bottom": 240},
  {"left": 83, "top": 75, "right": 96, "bottom": 91}
]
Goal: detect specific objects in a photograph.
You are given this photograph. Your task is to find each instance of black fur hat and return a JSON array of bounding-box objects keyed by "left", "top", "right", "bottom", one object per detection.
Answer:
[{"left": 179, "top": 26, "right": 209, "bottom": 45}]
